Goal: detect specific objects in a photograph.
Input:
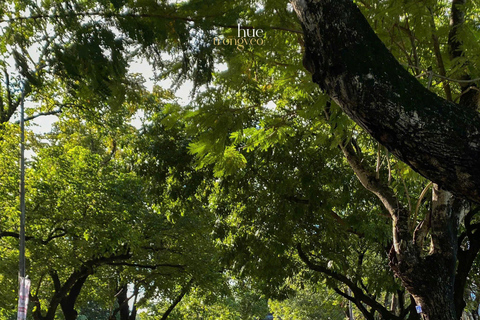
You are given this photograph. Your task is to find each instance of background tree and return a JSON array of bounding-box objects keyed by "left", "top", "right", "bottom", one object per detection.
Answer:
[{"left": 0, "top": 86, "right": 224, "bottom": 319}]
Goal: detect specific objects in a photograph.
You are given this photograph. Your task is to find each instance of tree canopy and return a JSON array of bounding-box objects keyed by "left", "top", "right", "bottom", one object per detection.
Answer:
[{"left": 1, "top": 0, "right": 480, "bottom": 320}]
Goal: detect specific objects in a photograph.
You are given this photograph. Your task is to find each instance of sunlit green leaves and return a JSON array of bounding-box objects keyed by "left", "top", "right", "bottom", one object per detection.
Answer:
[{"left": 1, "top": 0, "right": 479, "bottom": 317}]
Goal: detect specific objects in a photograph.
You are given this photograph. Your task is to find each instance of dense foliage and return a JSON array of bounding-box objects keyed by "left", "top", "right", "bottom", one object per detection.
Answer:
[{"left": 1, "top": 0, "right": 480, "bottom": 319}]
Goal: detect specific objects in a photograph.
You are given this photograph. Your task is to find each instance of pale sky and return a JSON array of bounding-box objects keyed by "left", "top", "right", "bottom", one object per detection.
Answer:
[{"left": 30, "top": 58, "right": 194, "bottom": 134}]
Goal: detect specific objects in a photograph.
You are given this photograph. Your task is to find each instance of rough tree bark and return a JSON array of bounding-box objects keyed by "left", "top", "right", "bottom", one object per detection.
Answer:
[
  {"left": 290, "top": 1, "right": 480, "bottom": 319},
  {"left": 291, "top": 0, "right": 480, "bottom": 204},
  {"left": 340, "top": 138, "right": 464, "bottom": 320}
]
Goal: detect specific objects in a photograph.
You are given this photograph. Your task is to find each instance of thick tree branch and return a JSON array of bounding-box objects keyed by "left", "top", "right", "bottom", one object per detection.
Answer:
[
  {"left": 333, "top": 287, "right": 374, "bottom": 320},
  {"left": 60, "top": 274, "right": 89, "bottom": 320},
  {"left": 291, "top": 0, "right": 480, "bottom": 204},
  {"left": 412, "top": 209, "right": 430, "bottom": 250},
  {"left": 339, "top": 140, "right": 415, "bottom": 265},
  {"left": 429, "top": 186, "right": 458, "bottom": 255},
  {"left": 110, "top": 284, "right": 138, "bottom": 320},
  {"left": 33, "top": 250, "right": 132, "bottom": 319},
  {"left": 0, "top": 230, "right": 33, "bottom": 240},
  {"left": 0, "top": 228, "right": 67, "bottom": 244},
  {"left": 159, "top": 278, "right": 194, "bottom": 320},
  {"left": 339, "top": 141, "right": 397, "bottom": 219}
]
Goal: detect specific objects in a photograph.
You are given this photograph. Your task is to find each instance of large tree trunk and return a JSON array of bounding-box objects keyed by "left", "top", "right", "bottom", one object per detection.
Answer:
[
  {"left": 389, "top": 187, "right": 460, "bottom": 320},
  {"left": 117, "top": 284, "right": 131, "bottom": 320},
  {"left": 60, "top": 275, "right": 89, "bottom": 320},
  {"left": 111, "top": 284, "right": 139, "bottom": 320},
  {"left": 290, "top": 0, "right": 479, "bottom": 319},
  {"left": 393, "top": 255, "right": 457, "bottom": 320},
  {"left": 337, "top": 141, "right": 463, "bottom": 319},
  {"left": 290, "top": 0, "right": 480, "bottom": 204}
]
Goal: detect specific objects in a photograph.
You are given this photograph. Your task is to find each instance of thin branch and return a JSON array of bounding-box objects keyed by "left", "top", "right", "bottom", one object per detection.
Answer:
[
  {"left": 297, "top": 244, "right": 401, "bottom": 320},
  {"left": 339, "top": 141, "right": 400, "bottom": 220},
  {"left": 0, "top": 11, "right": 302, "bottom": 34},
  {"left": 326, "top": 104, "right": 411, "bottom": 258},
  {"left": 386, "top": 149, "right": 392, "bottom": 184},
  {"left": 454, "top": 86, "right": 480, "bottom": 104},
  {"left": 403, "top": 17, "right": 420, "bottom": 75},
  {"left": 427, "top": 6, "right": 453, "bottom": 101},
  {"left": 413, "top": 209, "right": 431, "bottom": 250},
  {"left": 333, "top": 287, "right": 374, "bottom": 320},
  {"left": 338, "top": 139, "right": 417, "bottom": 273},
  {"left": 21, "top": 108, "right": 64, "bottom": 123},
  {"left": 448, "top": 0, "right": 466, "bottom": 61},
  {"left": 376, "top": 142, "right": 381, "bottom": 179},
  {"left": 412, "top": 181, "right": 433, "bottom": 231},
  {"left": 328, "top": 210, "right": 365, "bottom": 237},
  {"left": 284, "top": 195, "right": 365, "bottom": 236},
  {"left": 447, "top": 0, "right": 479, "bottom": 110},
  {"left": 41, "top": 228, "right": 68, "bottom": 244},
  {"left": 0, "top": 228, "right": 67, "bottom": 244},
  {"left": 107, "top": 262, "right": 185, "bottom": 270},
  {"left": 3, "top": 69, "right": 13, "bottom": 123},
  {"left": 401, "top": 63, "right": 480, "bottom": 84}
]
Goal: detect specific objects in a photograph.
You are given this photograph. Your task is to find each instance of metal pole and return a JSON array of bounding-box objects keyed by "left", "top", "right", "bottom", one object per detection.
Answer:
[
  {"left": 348, "top": 288, "right": 355, "bottom": 320},
  {"left": 19, "top": 93, "right": 26, "bottom": 278}
]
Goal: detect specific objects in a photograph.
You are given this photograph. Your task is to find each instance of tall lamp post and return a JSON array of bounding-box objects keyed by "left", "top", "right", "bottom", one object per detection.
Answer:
[{"left": 17, "top": 90, "right": 30, "bottom": 320}]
